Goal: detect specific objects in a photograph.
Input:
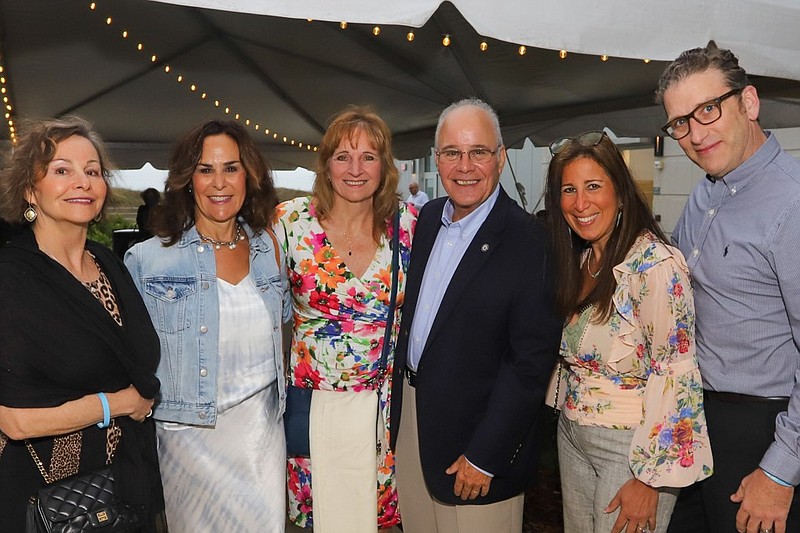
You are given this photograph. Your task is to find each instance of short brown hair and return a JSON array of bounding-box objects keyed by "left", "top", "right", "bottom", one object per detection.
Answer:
[
  {"left": 0, "top": 116, "right": 113, "bottom": 224},
  {"left": 150, "top": 120, "right": 278, "bottom": 245},
  {"left": 312, "top": 106, "right": 399, "bottom": 242},
  {"left": 655, "top": 41, "right": 749, "bottom": 104}
]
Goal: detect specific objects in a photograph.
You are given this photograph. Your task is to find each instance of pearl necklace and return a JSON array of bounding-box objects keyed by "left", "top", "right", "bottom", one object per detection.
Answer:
[
  {"left": 586, "top": 248, "right": 602, "bottom": 279},
  {"left": 198, "top": 223, "right": 244, "bottom": 250}
]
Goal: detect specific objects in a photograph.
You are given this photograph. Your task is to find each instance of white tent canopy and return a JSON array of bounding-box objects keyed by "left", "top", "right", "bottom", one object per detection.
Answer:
[
  {"left": 154, "top": 0, "right": 800, "bottom": 81},
  {"left": 2, "top": 0, "right": 799, "bottom": 169}
]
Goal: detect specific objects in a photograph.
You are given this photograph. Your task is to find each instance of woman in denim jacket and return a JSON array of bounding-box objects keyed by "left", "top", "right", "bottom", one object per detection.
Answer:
[{"left": 125, "top": 120, "right": 290, "bottom": 532}]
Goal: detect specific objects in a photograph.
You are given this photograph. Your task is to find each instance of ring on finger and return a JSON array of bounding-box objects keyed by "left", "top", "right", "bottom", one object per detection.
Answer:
[{"left": 760, "top": 529, "right": 772, "bottom": 533}]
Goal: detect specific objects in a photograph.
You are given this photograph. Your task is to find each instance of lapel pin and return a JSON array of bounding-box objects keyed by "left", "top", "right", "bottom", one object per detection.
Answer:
[{"left": 481, "top": 243, "right": 489, "bottom": 252}]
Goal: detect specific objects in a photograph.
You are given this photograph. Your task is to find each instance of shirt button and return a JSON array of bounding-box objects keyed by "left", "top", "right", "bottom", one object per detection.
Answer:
[
  {"left": 731, "top": 186, "right": 737, "bottom": 195},
  {"left": 201, "top": 282, "right": 209, "bottom": 290},
  {"left": 198, "top": 412, "right": 207, "bottom": 419},
  {"left": 199, "top": 367, "right": 208, "bottom": 377},
  {"left": 692, "top": 249, "right": 700, "bottom": 257},
  {"left": 200, "top": 325, "right": 208, "bottom": 333},
  {"left": 708, "top": 208, "right": 715, "bottom": 216},
  {"left": 197, "top": 245, "right": 205, "bottom": 253},
  {"left": 166, "top": 289, "right": 175, "bottom": 299}
]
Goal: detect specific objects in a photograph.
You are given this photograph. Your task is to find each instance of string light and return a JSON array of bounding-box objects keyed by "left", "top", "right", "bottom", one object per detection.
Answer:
[
  {"left": 600, "top": 54, "right": 609, "bottom": 61},
  {"left": 559, "top": 50, "right": 567, "bottom": 59},
  {"left": 518, "top": 45, "right": 527, "bottom": 56},
  {"left": 479, "top": 41, "right": 488, "bottom": 52},
  {"left": 442, "top": 34, "right": 451, "bottom": 47},
  {"left": 84, "top": 2, "right": 317, "bottom": 152},
  {"left": 0, "top": 58, "right": 16, "bottom": 143},
  {"left": 372, "top": 26, "right": 381, "bottom": 36},
  {"left": 340, "top": 21, "right": 347, "bottom": 30},
  {"left": 407, "top": 32, "right": 415, "bottom": 42},
  {"left": 643, "top": 58, "right": 651, "bottom": 64}
]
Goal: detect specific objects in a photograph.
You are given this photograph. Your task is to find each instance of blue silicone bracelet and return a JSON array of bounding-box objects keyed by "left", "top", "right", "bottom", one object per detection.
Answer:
[
  {"left": 762, "top": 468, "right": 793, "bottom": 487},
  {"left": 96, "top": 392, "right": 110, "bottom": 428}
]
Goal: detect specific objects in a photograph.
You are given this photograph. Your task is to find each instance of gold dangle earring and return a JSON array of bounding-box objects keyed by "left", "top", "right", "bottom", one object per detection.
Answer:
[{"left": 23, "top": 203, "right": 37, "bottom": 223}]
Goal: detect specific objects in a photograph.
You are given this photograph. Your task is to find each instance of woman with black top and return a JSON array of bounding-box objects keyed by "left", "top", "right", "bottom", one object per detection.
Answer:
[{"left": 0, "top": 116, "right": 167, "bottom": 531}]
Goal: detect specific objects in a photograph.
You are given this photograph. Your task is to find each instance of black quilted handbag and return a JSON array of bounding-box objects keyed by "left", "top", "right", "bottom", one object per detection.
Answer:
[
  {"left": 25, "top": 421, "right": 143, "bottom": 532},
  {"left": 27, "top": 467, "right": 143, "bottom": 532}
]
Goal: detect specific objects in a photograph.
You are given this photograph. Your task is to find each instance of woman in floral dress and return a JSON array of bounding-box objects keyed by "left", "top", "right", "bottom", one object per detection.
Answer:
[
  {"left": 543, "top": 131, "right": 712, "bottom": 533},
  {"left": 277, "top": 107, "right": 415, "bottom": 531}
]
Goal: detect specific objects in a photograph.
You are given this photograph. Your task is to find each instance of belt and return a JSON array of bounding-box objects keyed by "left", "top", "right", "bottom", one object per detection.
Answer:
[
  {"left": 405, "top": 367, "right": 417, "bottom": 388},
  {"left": 704, "top": 390, "right": 789, "bottom": 404}
]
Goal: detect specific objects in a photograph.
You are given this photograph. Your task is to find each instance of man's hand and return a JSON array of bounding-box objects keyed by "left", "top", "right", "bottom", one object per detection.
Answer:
[
  {"left": 731, "top": 468, "right": 794, "bottom": 533},
  {"left": 605, "top": 478, "right": 658, "bottom": 533},
  {"left": 445, "top": 454, "right": 492, "bottom": 501}
]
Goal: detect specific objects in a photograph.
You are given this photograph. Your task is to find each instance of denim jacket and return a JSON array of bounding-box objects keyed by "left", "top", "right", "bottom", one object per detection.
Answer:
[{"left": 124, "top": 221, "right": 289, "bottom": 426}]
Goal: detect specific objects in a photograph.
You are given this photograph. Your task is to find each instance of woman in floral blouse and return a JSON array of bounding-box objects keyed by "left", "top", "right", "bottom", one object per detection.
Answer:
[
  {"left": 543, "top": 131, "right": 712, "bottom": 533},
  {"left": 276, "top": 107, "right": 415, "bottom": 531}
]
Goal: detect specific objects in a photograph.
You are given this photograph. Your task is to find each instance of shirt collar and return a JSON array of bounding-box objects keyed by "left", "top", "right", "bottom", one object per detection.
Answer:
[
  {"left": 704, "top": 131, "right": 778, "bottom": 189},
  {"left": 440, "top": 184, "right": 500, "bottom": 234}
]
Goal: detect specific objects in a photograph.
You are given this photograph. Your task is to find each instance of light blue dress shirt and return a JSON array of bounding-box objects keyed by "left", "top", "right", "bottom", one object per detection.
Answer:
[{"left": 407, "top": 185, "right": 500, "bottom": 371}]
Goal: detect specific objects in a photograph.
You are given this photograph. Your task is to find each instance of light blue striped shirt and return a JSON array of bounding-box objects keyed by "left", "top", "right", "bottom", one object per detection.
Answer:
[
  {"left": 407, "top": 185, "right": 500, "bottom": 370},
  {"left": 672, "top": 132, "right": 800, "bottom": 485}
]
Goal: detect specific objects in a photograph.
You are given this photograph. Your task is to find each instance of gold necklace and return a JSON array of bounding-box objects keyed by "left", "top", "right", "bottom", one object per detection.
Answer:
[
  {"left": 586, "top": 248, "right": 602, "bottom": 279},
  {"left": 341, "top": 230, "right": 353, "bottom": 256}
]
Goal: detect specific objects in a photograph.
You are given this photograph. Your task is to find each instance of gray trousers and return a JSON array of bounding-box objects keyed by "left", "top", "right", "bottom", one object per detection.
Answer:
[{"left": 557, "top": 413, "right": 679, "bottom": 533}]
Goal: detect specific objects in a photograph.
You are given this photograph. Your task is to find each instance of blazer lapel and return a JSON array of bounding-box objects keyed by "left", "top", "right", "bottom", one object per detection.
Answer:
[{"left": 422, "top": 188, "right": 511, "bottom": 354}]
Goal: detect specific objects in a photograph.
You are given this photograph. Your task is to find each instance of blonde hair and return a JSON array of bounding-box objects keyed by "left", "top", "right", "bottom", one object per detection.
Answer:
[{"left": 312, "top": 106, "right": 400, "bottom": 242}]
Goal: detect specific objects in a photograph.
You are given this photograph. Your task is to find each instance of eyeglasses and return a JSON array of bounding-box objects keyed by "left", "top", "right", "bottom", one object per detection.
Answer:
[
  {"left": 548, "top": 131, "right": 606, "bottom": 156},
  {"left": 660, "top": 88, "right": 744, "bottom": 140},
  {"left": 435, "top": 147, "right": 499, "bottom": 164}
]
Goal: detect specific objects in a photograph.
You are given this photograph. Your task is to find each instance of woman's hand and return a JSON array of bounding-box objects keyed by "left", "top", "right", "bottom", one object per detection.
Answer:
[
  {"left": 109, "top": 385, "right": 154, "bottom": 422},
  {"left": 606, "top": 478, "right": 659, "bottom": 533}
]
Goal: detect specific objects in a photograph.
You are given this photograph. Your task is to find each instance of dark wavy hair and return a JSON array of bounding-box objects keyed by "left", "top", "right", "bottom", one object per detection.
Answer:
[
  {"left": 543, "top": 133, "right": 667, "bottom": 322},
  {"left": 0, "top": 116, "right": 113, "bottom": 224},
  {"left": 312, "top": 106, "right": 399, "bottom": 243},
  {"left": 150, "top": 120, "right": 278, "bottom": 245},
  {"left": 655, "top": 40, "right": 750, "bottom": 104}
]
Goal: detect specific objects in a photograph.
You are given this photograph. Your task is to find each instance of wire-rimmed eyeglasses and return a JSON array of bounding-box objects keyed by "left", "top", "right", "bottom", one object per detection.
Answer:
[
  {"left": 435, "top": 147, "right": 500, "bottom": 164},
  {"left": 660, "top": 88, "right": 744, "bottom": 140},
  {"left": 548, "top": 131, "right": 607, "bottom": 156}
]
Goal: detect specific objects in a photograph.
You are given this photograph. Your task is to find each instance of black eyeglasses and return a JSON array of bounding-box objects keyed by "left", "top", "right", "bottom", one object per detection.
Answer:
[
  {"left": 660, "top": 88, "right": 744, "bottom": 140},
  {"left": 548, "top": 131, "right": 607, "bottom": 156}
]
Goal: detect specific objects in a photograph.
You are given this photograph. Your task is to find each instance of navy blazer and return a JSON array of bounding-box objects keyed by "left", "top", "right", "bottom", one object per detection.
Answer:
[{"left": 389, "top": 186, "right": 562, "bottom": 505}]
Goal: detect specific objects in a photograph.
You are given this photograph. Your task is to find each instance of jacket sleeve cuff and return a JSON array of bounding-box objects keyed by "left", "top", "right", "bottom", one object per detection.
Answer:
[{"left": 465, "top": 456, "right": 494, "bottom": 478}]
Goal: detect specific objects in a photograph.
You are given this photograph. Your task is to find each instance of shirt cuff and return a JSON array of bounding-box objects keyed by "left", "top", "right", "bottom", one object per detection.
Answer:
[
  {"left": 761, "top": 468, "right": 793, "bottom": 487},
  {"left": 760, "top": 443, "right": 800, "bottom": 486},
  {"left": 465, "top": 456, "right": 494, "bottom": 478}
]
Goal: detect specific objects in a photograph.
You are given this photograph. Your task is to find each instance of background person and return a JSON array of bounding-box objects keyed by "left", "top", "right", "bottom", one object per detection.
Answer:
[
  {"left": 658, "top": 42, "right": 800, "bottom": 533},
  {"left": 390, "top": 98, "right": 562, "bottom": 533},
  {"left": 0, "top": 116, "right": 166, "bottom": 531},
  {"left": 136, "top": 187, "right": 160, "bottom": 239},
  {"left": 406, "top": 181, "right": 429, "bottom": 210},
  {"left": 277, "top": 106, "right": 415, "bottom": 531},
  {"left": 125, "top": 120, "right": 289, "bottom": 532},
  {"left": 544, "top": 130, "right": 712, "bottom": 533}
]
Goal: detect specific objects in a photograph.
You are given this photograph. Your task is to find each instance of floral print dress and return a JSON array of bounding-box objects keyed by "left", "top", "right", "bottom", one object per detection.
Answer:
[
  {"left": 276, "top": 196, "right": 415, "bottom": 529},
  {"left": 560, "top": 231, "right": 713, "bottom": 487}
]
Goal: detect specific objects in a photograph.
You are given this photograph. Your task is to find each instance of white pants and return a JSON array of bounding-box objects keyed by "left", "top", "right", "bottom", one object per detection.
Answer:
[{"left": 310, "top": 389, "right": 378, "bottom": 533}]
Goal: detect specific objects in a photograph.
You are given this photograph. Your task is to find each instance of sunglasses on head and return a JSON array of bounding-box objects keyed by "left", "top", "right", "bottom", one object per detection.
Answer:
[{"left": 548, "top": 131, "right": 607, "bottom": 156}]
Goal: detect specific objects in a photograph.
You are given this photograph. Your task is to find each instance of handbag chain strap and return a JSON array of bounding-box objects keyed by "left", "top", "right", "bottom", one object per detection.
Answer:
[{"left": 26, "top": 419, "right": 121, "bottom": 484}]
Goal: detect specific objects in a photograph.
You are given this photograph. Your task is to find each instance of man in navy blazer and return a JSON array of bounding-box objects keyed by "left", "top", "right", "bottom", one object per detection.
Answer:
[{"left": 390, "top": 98, "right": 562, "bottom": 533}]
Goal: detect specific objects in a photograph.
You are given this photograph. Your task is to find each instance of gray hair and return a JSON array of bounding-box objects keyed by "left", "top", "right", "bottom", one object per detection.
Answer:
[
  {"left": 655, "top": 41, "right": 749, "bottom": 104},
  {"left": 435, "top": 98, "right": 503, "bottom": 149}
]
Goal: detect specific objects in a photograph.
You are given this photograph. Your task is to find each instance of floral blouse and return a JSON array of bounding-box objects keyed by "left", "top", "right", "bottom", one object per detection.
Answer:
[
  {"left": 275, "top": 196, "right": 415, "bottom": 529},
  {"left": 559, "top": 232, "right": 713, "bottom": 487}
]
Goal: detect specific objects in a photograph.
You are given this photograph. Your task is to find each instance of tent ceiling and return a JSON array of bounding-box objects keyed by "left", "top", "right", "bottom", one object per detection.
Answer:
[{"left": 2, "top": 0, "right": 800, "bottom": 169}]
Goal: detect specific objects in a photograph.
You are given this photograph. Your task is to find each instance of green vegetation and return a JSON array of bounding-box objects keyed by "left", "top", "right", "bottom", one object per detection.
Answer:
[{"left": 92, "top": 187, "right": 312, "bottom": 248}]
